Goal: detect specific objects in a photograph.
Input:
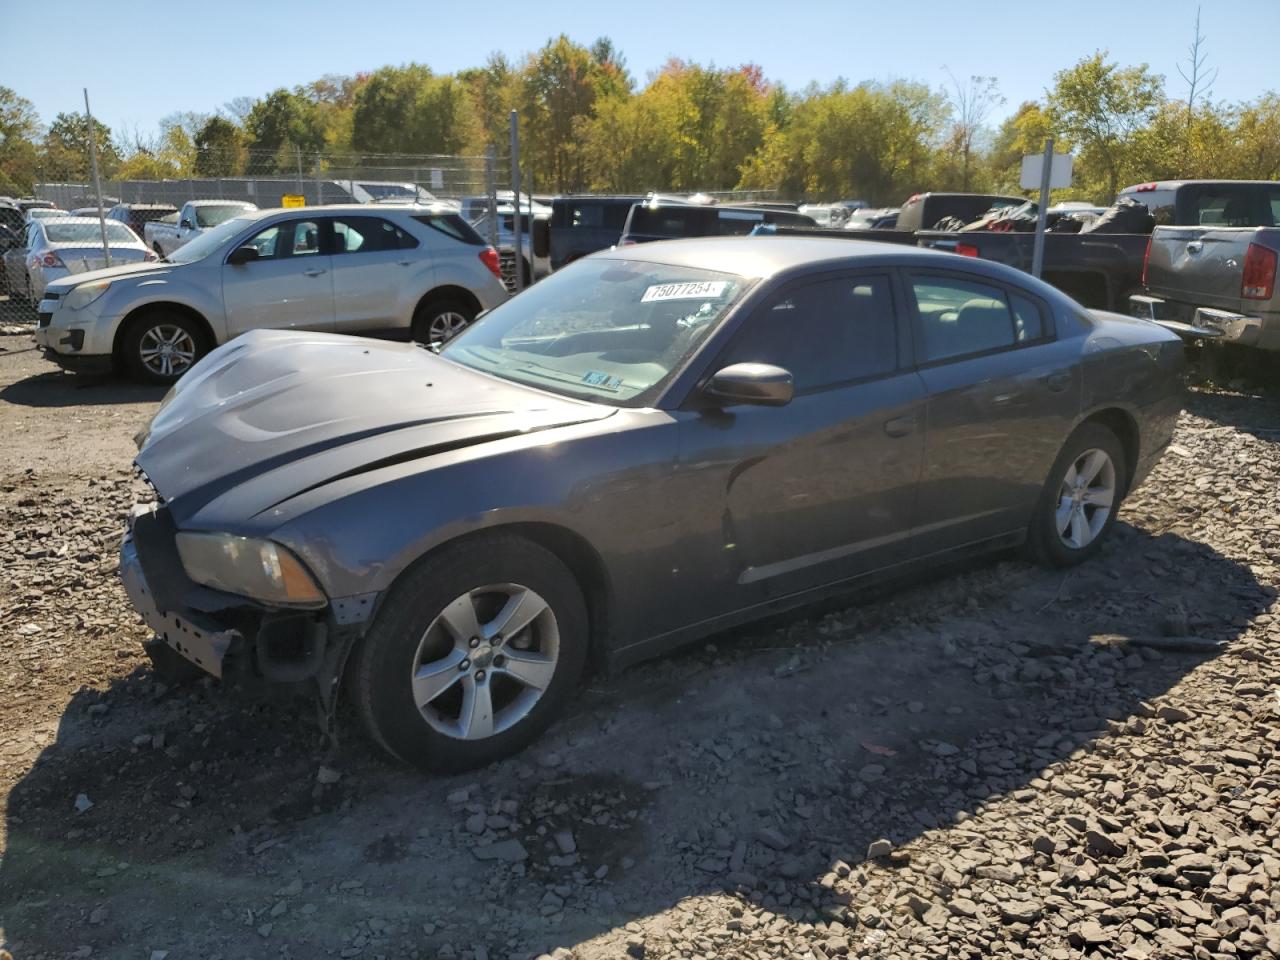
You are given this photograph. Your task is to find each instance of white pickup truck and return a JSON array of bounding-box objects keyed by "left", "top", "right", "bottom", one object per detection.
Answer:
[{"left": 144, "top": 200, "right": 258, "bottom": 257}]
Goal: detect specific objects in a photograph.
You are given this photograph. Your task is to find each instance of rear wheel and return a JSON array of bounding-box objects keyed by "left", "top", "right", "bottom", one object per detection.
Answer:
[
  {"left": 411, "top": 297, "right": 475, "bottom": 347},
  {"left": 121, "top": 311, "right": 209, "bottom": 384},
  {"left": 1027, "top": 423, "right": 1127, "bottom": 567},
  {"left": 349, "top": 535, "right": 588, "bottom": 773}
]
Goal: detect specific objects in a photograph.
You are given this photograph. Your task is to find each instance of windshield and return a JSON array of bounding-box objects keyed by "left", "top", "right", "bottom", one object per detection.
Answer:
[
  {"left": 442, "top": 258, "right": 746, "bottom": 406},
  {"left": 28, "top": 209, "right": 67, "bottom": 220},
  {"left": 45, "top": 222, "right": 137, "bottom": 244},
  {"left": 167, "top": 216, "right": 255, "bottom": 264},
  {"left": 194, "top": 204, "right": 249, "bottom": 228}
]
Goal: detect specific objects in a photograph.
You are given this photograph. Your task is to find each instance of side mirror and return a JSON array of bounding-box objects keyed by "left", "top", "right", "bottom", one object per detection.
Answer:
[
  {"left": 227, "top": 245, "right": 260, "bottom": 266},
  {"left": 180, "top": 219, "right": 194, "bottom": 230},
  {"left": 702, "top": 363, "right": 794, "bottom": 407},
  {"left": 531, "top": 218, "right": 550, "bottom": 259}
]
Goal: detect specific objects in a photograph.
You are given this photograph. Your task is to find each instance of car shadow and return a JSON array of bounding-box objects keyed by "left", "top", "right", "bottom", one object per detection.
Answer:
[
  {"left": 0, "top": 367, "right": 166, "bottom": 408},
  {"left": 1183, "top": 383, "right": 1280, "bottom": 444},
  {"left": 0, "top": 524, "right": 1272, "bottom": 959}
]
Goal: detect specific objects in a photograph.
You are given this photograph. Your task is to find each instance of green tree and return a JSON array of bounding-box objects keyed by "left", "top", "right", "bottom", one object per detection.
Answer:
[
  {"left": 244, "top": 89, "right": 324, "bottom": 172},
  {"left": 350, "top": 65, "right": 466, "bottom": 156},
  {"left": 41, "top": 111, "right": 120, "bottom": 181},
  {"left": 1229, "top": 94, "right": 1280, "bottom": 180},
  {"left": 1047, "top": 52, "right": 1163, "bottom": 200},
  {"left": 0, "top": 86, "right": 40, "bottom": 195},
  {"left": 194, "top": 115, "right": 246, "bottom": 176},
  {"left": 459, "top": 54, "right": 515, "bottom": 156}
]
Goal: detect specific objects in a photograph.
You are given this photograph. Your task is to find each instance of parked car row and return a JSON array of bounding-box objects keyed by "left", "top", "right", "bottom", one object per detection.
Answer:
[{"left": 32, "top": 203, "right": 508, "bottom": 382}]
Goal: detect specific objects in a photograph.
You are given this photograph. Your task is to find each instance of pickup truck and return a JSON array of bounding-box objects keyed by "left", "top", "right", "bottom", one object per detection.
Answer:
[
  {"left": 1125, "top": 180, "right": 1280, "bottom": 351},
  {"left": 144, "top": 200, "right": 258, "bottom": 257}
]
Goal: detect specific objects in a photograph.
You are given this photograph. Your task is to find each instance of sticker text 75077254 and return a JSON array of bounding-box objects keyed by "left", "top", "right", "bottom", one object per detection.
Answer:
[{"left": 641, "top": 280, "right": 729, "bottom": 303}]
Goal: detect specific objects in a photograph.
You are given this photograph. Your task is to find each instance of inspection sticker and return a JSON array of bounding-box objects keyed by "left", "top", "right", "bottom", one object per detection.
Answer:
[
  {"left": 641, "top": 280, "right": 729, "bottom": 303},
  {"left": 582, "top": 371, "right": 624, "bottom": 391}
]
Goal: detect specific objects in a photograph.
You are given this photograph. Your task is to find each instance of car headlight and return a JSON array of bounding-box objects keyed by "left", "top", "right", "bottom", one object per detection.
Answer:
[
  {"left": 175, "top": 532, "right": 326, "bottom": 608},
  {"left": 64, "top": 279, "right": 112, "bottom": 310}
]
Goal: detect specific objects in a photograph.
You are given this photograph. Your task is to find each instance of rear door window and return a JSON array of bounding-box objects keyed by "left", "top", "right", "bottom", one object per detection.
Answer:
[
  {"left": 412, "top": 214, "right": 485, "bottom": 245},
  {"left": 331, "top": 216, "right": 417, "bottom": 254},
  {"left": 908, "top": 275, "right": 1051, "bottom": 363}
]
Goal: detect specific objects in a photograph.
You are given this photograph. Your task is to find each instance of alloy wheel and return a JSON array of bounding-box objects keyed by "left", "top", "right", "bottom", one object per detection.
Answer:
[
  {"left": 1055, "top": 448, "right": 1116, "bottom": 549},
  {"left": 410, "top": 583, "right": 559, "bottom": 740},
  {"left": 427, "top": 311, "right": 469, "bottom": 345},
  {"left": 138, "top": 324, "right": 197, "bottom": 379}
]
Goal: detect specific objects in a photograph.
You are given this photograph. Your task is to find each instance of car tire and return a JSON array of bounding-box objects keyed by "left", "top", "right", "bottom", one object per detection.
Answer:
[
  {"left": 1027, "top": 422, "right": 1127, "bottom": 568},
  {"left": 121, "top": 311, "right": 209, "bottom": 384},
  {"left": 411, "top": 297, "right": 475, "bottom": 346},
  {"left": 349, "top": 534, "right": 588, "bottom": 773}
]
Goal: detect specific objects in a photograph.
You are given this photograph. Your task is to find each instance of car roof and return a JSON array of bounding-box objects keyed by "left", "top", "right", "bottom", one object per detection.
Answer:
[
  {"left": 593, "top": 235, "right": 953, "bottom": 279},
  {"left": 187, "top": 198, "right": 255, "bottom": 205},
  {"left": 1119, "top": 179, "right": 1280, "bottom": 191},
  {"left": 237, "top": 203, "right": 450, "bottom": 220}
]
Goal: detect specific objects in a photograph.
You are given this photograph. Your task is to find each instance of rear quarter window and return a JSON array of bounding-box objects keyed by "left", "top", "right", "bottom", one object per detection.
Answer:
[{"left": 412, "top": 214, "right": 485, "bottom": 246}]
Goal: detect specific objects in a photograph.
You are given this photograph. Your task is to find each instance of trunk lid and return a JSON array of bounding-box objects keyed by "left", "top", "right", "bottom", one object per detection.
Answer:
[
  {"left": 49, "top": 245, "right": 149, "bottom": 275},
  {"left": 135, "top": 329, "right": 615, "bottom": 524}
]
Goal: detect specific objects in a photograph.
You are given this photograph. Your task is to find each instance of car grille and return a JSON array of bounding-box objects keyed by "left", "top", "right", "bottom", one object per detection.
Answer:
[
  {"left": 38, "top": 312, "right": 52, "bottom": 328},
  {"left": 498, "top": 249, "right": 519, "bottom": 293}
]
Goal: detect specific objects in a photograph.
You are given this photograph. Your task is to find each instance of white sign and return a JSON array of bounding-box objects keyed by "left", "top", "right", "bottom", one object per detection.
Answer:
[
  {"left": 1020, "top": 152, "right": 1073, "bottom": 190},
  {"left": 641, "top": 281, "right": 729, "bottom": 303},
  {"left": 430, "top": 168, "right": 445, "bottom": 189}
]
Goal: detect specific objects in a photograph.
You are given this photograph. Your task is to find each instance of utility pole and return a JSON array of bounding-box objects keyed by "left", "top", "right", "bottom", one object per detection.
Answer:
[{"left": 1031, "top": 138, "right": 1054, "bottom": 280}]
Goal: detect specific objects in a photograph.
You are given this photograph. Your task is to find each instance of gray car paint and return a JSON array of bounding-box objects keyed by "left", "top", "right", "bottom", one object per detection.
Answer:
[{"left": 131, "top": 236, "right": 1185, "bottom": 679}]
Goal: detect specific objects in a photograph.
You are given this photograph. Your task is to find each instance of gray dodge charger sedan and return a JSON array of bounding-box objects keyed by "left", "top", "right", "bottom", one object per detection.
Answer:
[{"left": 121, "top": 237, "right": 1185, "bottom": 772}]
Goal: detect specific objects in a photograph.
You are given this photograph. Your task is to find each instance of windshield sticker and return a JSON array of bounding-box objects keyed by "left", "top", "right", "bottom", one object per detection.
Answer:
[
  {"left": 641, "top": 280, "right": 729, "bottom": 303},
  {"left": 581, "top": 371, "right": 624, "bottom": 391}
]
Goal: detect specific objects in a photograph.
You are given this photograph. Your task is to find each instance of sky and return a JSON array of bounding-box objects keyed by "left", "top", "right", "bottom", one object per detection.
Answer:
[{"left": 4, "top": 0, "right": 1278, "bottom": 139}]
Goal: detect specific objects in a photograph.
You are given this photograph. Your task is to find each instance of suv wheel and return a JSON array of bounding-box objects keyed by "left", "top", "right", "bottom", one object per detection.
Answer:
[
  {"left": 350, "top": 535, "right": 588, "bottom": 773},
  {"left": 412, "top": 297, "right": 475, "bottom": 347},
  {"left": 122, "top": 312, "right": 208, "bottom": 384},
  {"left": 1028, "top": 423, "right": 1127, "bottom": 567}
]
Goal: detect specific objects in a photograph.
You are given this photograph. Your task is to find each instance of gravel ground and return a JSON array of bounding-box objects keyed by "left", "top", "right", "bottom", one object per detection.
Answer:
[{"left": 1, "top": 329, "right": 1278, "bottom": 960}]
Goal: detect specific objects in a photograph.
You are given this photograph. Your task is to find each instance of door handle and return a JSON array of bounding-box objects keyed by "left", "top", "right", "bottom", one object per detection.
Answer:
[
  {"left": 883, "top": 414, "right": 916, "bottom": 438},
  {"left": 397, "top": 259, "right": 412, "bottom": 266},
  {"left": 303, "top": 268, "right": 327, "bottom": 277}
]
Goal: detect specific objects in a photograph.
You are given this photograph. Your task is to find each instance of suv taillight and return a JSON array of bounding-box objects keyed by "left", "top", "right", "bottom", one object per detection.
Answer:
[
  {"left": 37, "top": 251, "right": 63, "bottom": 268},
  {"left": 954, "top": 243, "right": 979, "bottom": 257},
  {"left": 478, "top": 246, "right": 502, "bottom": 281},
  {"left": 1241, "top": 243, "right": 1277, "bottom": 300},
  {"left": 1141, "top": 234, "right": 1153, "bottom": 288}
]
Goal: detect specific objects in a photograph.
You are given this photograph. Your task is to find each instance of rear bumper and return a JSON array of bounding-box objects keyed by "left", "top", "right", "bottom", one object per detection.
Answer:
[{"left": 1130, "top": 294, "right": 1276, "bottom": 349}]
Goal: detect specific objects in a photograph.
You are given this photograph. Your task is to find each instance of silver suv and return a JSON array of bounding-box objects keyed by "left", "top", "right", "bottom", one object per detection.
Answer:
[{"left": 34, "top": 204, "right": 509, "bottom": 382}]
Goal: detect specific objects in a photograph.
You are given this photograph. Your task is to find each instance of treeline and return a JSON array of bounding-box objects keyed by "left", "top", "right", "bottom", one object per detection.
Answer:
[{"left": 2, "top": 38, "right": 1278, "bottom": 205}]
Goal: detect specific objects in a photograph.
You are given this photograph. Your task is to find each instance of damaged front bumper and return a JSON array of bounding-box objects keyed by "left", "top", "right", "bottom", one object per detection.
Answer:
[
  {"left": 119, "top": 505, "right": 379, "bottom": 713},
  {"left": 121, "top": 531, "right": 239, "bottom": 678}
]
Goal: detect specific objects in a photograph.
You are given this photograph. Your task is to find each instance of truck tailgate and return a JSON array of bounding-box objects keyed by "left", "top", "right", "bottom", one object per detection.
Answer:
[{"left": 1145, "top": 226, "right": 1278, "bottom": 307}]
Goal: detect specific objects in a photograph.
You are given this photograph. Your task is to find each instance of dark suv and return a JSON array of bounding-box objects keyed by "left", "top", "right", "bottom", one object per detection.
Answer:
[
  {"left": 548, "top": 195, "right": 644, "bottom": 270},
  {"left": 619, "top": 202, "right": 816, "bottom": 245}
]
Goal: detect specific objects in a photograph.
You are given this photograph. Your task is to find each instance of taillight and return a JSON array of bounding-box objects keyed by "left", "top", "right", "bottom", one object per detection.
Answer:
[
  {"left": 36, "top": 251, "right": 63, "bottom": 268},
  {"left": 1136, "top": 182, "right": 1158, "bottom": 192},
  {"left": 954, "top": 243, "right": 979, "bottom": 257},
  {"left": 1141, "top": 234, "right": 1153, "bottom": 287},
  {"left": 1241, "top": 243, "right": 1277, "bottom": 300},
  {"left": 478, "top": 246, "right": 502, "bottom": 281}
]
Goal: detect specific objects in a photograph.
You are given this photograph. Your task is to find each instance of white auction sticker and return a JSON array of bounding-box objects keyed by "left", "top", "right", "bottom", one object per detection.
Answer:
[{"left": 641, "top": 280, "right": 729, "bottom": 303}]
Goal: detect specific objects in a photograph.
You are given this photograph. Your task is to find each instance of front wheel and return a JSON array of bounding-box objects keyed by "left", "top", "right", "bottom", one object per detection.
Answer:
[
  {"left": 349, "top": 535, "right": 588, "bottom": 773},
  {"left": 121, "top": 312, "right": 208, "bottom": 384},
  {"left": 1027, "top": 423, "right": 1127, "bottom": 568}
]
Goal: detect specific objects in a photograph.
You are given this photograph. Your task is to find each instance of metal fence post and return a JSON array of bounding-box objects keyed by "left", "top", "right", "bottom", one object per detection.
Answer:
[
  {"left": 484, "top": 145, "right": 499, "bottom": 252},
  {"left": 315, "top": 154, "right": 323, "bottom": 206},
  {"left": 510, "top": 111, "right": 524, "bottom": 293},
  {"left": 83, "top": 88, "right": 111, "bottom": 267}
]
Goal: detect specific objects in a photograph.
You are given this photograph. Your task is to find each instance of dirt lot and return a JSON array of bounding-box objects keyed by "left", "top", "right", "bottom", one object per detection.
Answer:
[{"left": 1, "top": 325, "right": 1278, "bottom": 960}]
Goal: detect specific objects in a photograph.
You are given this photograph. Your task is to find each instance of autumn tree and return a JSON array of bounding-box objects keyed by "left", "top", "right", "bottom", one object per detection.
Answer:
[{"left": 41, "top": 112, "right": 120, "bottom": 181}]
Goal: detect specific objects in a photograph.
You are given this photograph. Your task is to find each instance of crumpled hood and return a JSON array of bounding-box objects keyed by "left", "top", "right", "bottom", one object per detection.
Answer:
[{"left": 135, "top": 329, "right": 614, "bottom": 525}]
